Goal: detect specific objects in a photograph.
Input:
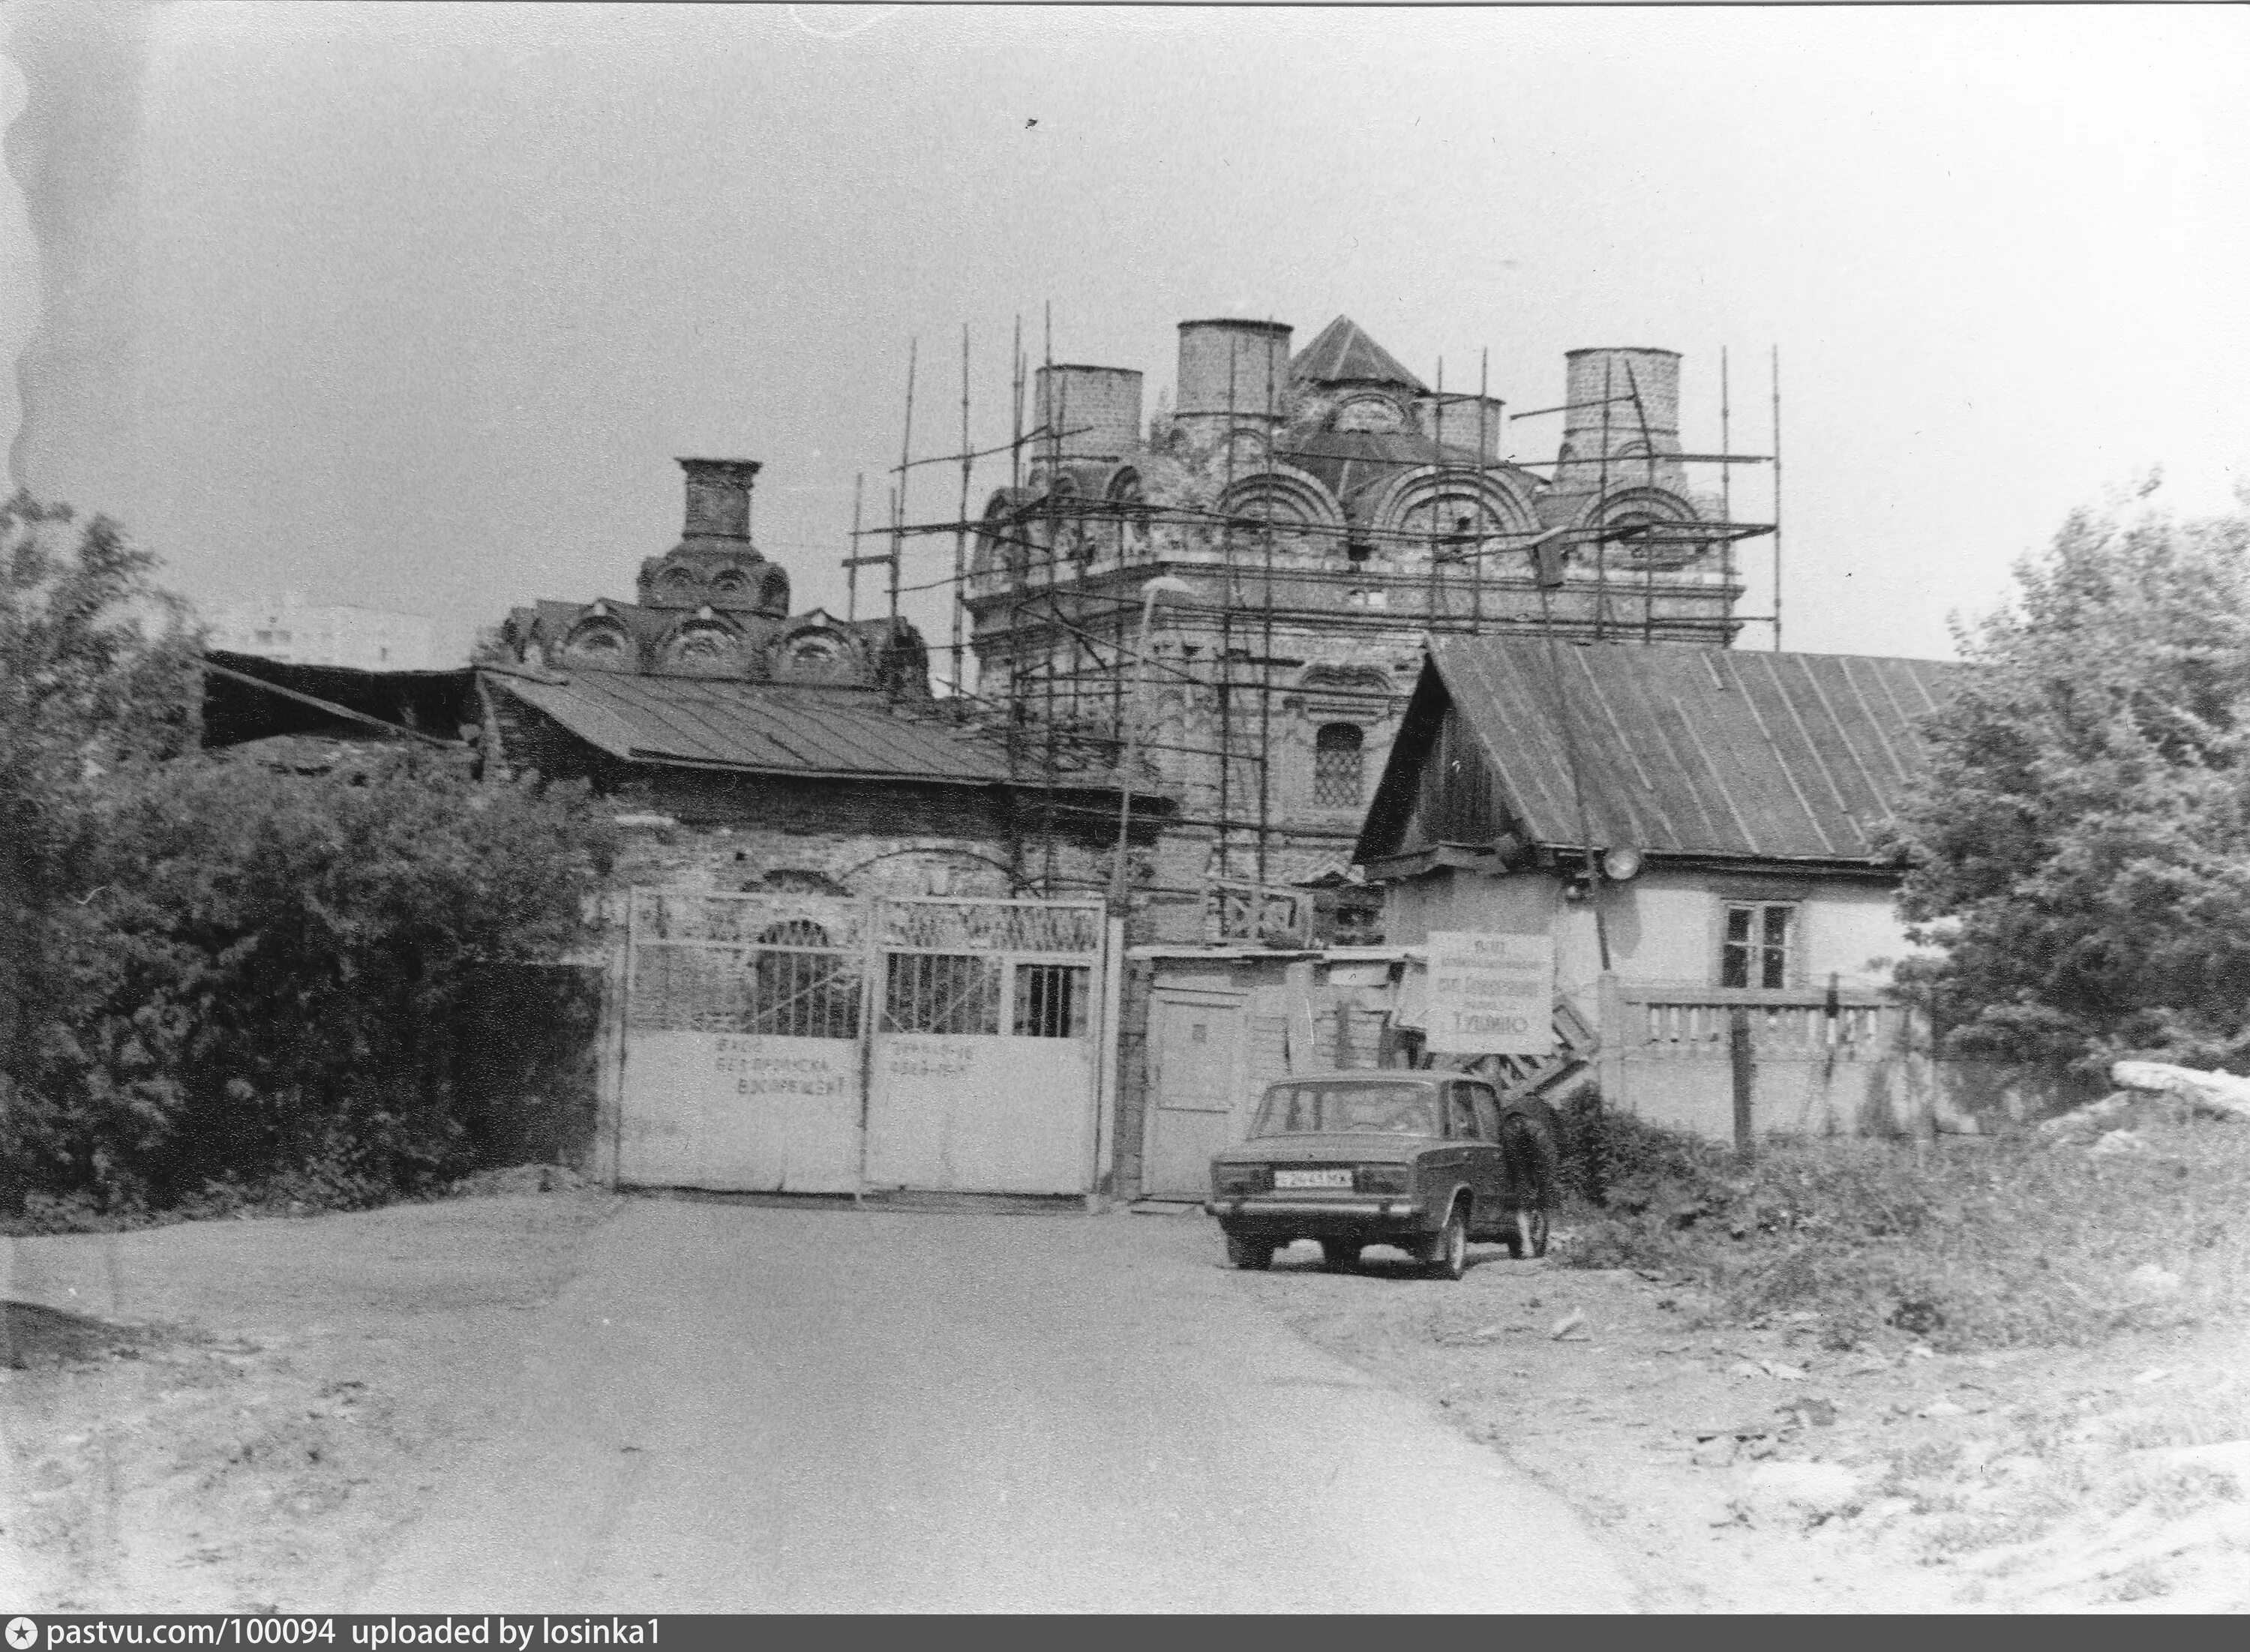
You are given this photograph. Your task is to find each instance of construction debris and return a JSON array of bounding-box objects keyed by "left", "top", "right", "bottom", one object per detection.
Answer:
[{"left": 2110, "top": 1060, "right": 2250, "bottom": 1123}]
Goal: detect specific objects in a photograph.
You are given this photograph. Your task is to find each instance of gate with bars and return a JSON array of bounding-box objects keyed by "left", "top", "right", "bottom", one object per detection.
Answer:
[{"left": 613, "top": 889, "right": 1116, "bottom": 1196}]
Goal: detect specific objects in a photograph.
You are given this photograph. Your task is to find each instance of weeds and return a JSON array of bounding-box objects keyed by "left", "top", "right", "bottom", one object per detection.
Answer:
[{"left": 1556, "top": 1105, "right": 2250, "bottom": 1351}]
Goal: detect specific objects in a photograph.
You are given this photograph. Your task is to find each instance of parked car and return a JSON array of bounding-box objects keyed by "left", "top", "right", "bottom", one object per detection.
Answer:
[{"left": 1204, "top": 1072, "right": 1561, "bottom": 1280}]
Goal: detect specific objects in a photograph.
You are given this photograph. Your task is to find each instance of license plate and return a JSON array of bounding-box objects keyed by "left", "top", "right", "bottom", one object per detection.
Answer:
[{"left": 1274, "top": 1168, "right": 1353, "bottom": 1190}]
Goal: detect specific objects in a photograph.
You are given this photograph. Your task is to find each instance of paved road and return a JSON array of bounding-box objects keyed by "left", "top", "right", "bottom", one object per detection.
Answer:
[{"left": 356, "top": 1201, "right": 1637, "bottom": 1612}]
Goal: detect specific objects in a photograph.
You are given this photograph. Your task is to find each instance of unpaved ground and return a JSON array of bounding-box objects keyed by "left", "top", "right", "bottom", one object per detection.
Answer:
[
  {"left": 2, "top": 1193, "right": 617, "bottom": 1612},
  {"left": 1220, "top": 1222, "right": 2250, "bottom": 1612},
  {"left": 4, "top": 1191, "right": 2247, "bottom": 1612}
]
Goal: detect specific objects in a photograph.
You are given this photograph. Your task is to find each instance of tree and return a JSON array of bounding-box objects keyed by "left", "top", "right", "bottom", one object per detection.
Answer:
[
  {"left": 2, "top": 493, "right": 616, "bottom": 1216},
  {"left": 1888, "top": 487, "right": 2250, "bottom": 1070},
  {"left": 0, "top": 494, "right": 202, "bottom": 1157}
]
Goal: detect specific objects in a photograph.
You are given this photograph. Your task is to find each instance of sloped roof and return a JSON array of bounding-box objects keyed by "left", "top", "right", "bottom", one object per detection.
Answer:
[
  {"left": 202, "top": 649, "right": 476, "bottom": 750},
  {"left": 1292, "top": 316, "right": 1428, "bottom": 391},
  {"left": 1366, "top": 639, "right": 1963, "bottom": 865},
  {"left": 487, "top": 669, "right": 1125, "bottom": 792}
]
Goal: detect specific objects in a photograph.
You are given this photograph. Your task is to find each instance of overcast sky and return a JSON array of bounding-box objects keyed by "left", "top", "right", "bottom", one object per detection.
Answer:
[{"left": 4, "top": 3, "right": 2245, "bottom": 664}]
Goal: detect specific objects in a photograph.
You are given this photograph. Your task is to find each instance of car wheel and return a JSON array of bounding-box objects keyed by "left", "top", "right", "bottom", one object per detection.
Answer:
[
  {"left": 1504, "top": 1207, "right": 1551, "bottom": 1260},
  {"left": 1319, "top": 1240, "right": 1361, "bottom": 1273},
  {"left": 1225, "top": 1232, "right": 1274, "bottom": 1271},
  {"left": 1423, "top": 1201, "right": 1469, "bottom": 1281}
]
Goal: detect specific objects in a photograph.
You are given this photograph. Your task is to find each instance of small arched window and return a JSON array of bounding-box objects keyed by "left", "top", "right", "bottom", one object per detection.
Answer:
[{"left": 1313, "top": 723, "right": 1365, "bottom": 808}]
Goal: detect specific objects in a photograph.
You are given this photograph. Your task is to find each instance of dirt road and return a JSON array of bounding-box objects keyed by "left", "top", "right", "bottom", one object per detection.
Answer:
[
  {"left": 14, "top": 1191, "right": 2248, "bottom": 1613},
  {"left": 4, "top": 1193, "right": 1636, "bottom": 1613},
  {"left": 352, "top": 1199, "right": 1635, "bottom": 1612}
]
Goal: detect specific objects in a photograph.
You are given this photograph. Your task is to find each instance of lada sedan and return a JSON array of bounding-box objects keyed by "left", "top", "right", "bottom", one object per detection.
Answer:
[{"left": 1204, "top": 1072, "right": 1560, "bottom": 1280}]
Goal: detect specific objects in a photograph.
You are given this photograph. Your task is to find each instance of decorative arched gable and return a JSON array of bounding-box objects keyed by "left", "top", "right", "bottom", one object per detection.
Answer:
[
  {"left": 1330, "top": 392, "right": 1411, "bottom": 434},
  {"left": 1216, "top": 464, "right": 1347, "bottom": 557},
  {"left": 560, "top": 610, "right": 636, "bottom": 672},
  {"left": 1366, "top": 466, "right": 1538, "bottom": 561},
  {"left": 655, "top": 611, "right": 750, "bottom": 678},
  {"left": 1576, "top": 484, "right": 1709, "bottom": 571},
  {"left": 768, "top": 616, "right": 862, "bottom": 685}
]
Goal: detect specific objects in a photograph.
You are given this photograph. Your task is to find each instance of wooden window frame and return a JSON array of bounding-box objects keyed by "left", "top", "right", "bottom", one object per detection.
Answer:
[{"left": 1718, "top": 898, "right": 1801, "bottom": 990}]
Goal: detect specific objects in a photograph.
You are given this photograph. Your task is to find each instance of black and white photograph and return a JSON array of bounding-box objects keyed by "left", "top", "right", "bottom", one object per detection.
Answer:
[{"left": 2, "top": 0, "right": 2247, "bottom": 1617}]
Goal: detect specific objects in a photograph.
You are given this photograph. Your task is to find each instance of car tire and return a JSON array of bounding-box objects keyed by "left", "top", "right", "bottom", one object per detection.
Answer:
[
  {"left": 1319, "top": 1240, "right": 1361, "bottom": 1273},
  {"left": 1423, "top": 1201, "right": 1469, "bottom": 1281},
  {"left": 1226, "top": 1232, "right": 1275, "bottom": 1271},
  {"left": 1505, "top": 1207, "right": 1551, "bottom": 1260}
]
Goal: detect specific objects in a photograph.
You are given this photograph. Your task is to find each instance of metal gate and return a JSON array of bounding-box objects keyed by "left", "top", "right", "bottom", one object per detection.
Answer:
[{"left": 616, "top": 889, "right": 1112, "bottom": 1195}]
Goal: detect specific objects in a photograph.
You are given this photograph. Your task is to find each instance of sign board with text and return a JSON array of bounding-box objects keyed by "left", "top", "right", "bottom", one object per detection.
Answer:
[{"left": 1424, "top": 931, "right": 1554, "bottom": 1056}]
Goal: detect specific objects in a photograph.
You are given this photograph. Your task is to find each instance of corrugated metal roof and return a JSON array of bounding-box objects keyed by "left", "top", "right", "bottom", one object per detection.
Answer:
[
  {"left": 1291, "top": 316, "right": 1428, "bottom": 391},
  {"left": 490, "top": 671, "right": 1109, "bottom": 788},
  {"left": 1432, "top": 639, "right": 1961, "bottom": 862}
]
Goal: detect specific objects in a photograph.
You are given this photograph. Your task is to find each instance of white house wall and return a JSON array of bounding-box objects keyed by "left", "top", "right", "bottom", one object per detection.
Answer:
[{"left": 1384, "top": 865, "right": 1918, "bottom": 1024}]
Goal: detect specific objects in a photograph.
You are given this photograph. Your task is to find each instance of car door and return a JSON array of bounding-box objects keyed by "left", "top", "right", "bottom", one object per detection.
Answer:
[
  {"left": 1461, "top": 1081, "right": 1508, "bottom": 1237},
  {"left": 1435, "top": 1083, "right": 1483, "bottom": 1227}
]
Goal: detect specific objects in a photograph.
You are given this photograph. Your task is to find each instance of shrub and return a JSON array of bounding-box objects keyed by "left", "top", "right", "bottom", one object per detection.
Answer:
[
  {"left": 2, "top": 493, "right": 616, "bottom": 1223},
  {"left": 1558, "top": 1113, "right": 2250, "bottom": 1349},
  {"left": 2, "top": 747, "right": 614, "bottom": 1219}
]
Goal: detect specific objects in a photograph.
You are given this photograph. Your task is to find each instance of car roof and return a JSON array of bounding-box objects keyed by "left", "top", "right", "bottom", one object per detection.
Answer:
[{"left": 1262, "top": 1072, "right": 1438, "bottom": 1087}]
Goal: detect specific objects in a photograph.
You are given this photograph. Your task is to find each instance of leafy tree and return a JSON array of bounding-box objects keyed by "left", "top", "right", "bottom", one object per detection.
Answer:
[
  {"left": 1889, "top": 486, "right": 2250, "bottom": 1071},
  {"left": 0, "top": 494, "right": 201, "bottom": 1192},
  {"left": 2, "top": 493, "right": 616, "bottom": 1216}
]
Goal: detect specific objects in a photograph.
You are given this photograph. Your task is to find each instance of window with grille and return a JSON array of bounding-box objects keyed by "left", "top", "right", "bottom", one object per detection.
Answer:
[
  {"left": 881, "top": 953, "right": 1002, "bottom": 1034},
  {"left": 750, "top": 921, "right": 860, "bottom": 1038},
  {"left": 1721, "top": 903, "right": 1796, "bottom": 989},
  {"left": 1012, "top": 964, "right": 1090, "bottom": 1038},
  {"left": 1313, "top": 723, "right": 1365, "bottom": 808}
]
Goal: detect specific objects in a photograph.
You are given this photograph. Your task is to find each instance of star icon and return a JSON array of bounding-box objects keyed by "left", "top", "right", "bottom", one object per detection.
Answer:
[{"left": 7, "top": 1618, "right": 38, "bottom": 1651}]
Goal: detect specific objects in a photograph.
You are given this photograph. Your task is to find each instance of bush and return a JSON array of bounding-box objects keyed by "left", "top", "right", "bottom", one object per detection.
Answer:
[{"left": 2, "top": 747, "right": 614, "bottom": 1220}]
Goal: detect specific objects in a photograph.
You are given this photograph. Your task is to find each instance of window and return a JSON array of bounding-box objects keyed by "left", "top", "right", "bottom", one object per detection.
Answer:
[
  {"left": 750, "top": 921, "right": 860, "bottom": 1039},
  {"left": 881, "top": 954, "right": 1001, "bottom": 1034},
  {"left": 1250, "top": 1081, "right": 1438, "bottom": 1138},
  {"left": 1722, "top": 902, "right": 1796, "bottom": 989},
  {"left": 1012, "top": 964, "right": 1090, "bottom": 1038},
  {"left": 1462, "top": 1082, "right": 1502, "bottom": 1143},
  {"left": 1444, "top": 1087, "right": 1478, "bottom": 1139},
  {"left": 1313, "top": 723, "right": 1365, "bottom": 808}
]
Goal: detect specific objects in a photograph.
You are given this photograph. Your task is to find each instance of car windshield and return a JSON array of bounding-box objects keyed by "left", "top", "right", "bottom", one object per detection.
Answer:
[{"left": 1250, "top": 1081, "right": 1441, "bottom": 1138}]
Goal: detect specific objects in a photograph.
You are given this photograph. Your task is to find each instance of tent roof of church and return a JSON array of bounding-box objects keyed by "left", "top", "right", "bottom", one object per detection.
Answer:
[{"left": 1292, "top": 316, "right": 1428, "bottom": 392}]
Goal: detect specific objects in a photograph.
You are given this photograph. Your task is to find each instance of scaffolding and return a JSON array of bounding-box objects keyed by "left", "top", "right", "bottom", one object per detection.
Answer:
[{"left": 842, "top": 313, "right": 1783, "bottom": 928}]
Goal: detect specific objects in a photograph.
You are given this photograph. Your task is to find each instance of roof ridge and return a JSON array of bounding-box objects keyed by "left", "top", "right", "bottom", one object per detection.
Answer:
[{"left": 1290, "top": 315, "right": 1427, "bottom": 392}]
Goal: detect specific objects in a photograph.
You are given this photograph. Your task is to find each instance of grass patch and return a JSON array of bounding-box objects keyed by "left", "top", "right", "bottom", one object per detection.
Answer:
[
  {"left": 1554, "top": 1106, "right": 2250, "bottom": 1351},
  {"left": 2, "top": 1300, "right": 157, "bottom": 1369}
]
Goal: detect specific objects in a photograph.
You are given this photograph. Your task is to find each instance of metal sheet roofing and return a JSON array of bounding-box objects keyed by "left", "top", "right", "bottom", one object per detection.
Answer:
[
  {"left": 1430, "top": 638, "right": 1962, "bottom": 862},
  {"left": 1291, "top": 316, "right": 1428, "bottom": 391},
  {"left": 489, "top": 670, "right": 1114, "bottom": 790}
]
